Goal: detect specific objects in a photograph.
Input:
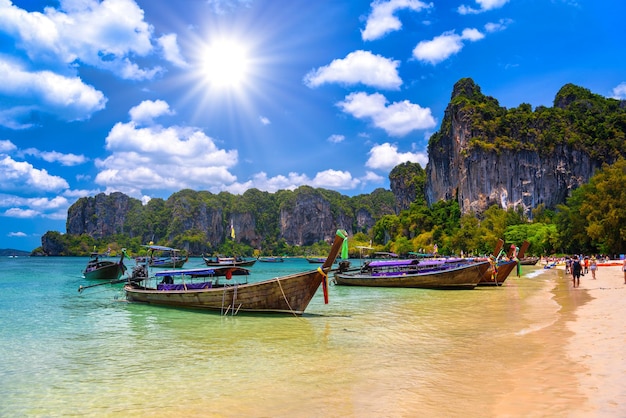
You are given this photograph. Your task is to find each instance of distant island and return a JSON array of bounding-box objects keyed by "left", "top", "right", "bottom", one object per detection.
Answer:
[{"left": 0, "top": 249, "right": 31, "bottom": 257}]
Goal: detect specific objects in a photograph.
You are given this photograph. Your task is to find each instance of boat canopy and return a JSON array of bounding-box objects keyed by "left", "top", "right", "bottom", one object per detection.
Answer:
[
  {"left": 154, "top": 266, "right": 250, "bottom": 277},
  {"left": 367, "top": 259, "right": 420, "bottom": 267}
]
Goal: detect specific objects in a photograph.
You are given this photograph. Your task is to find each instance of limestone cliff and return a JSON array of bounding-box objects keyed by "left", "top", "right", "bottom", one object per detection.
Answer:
[
  {"left": 425, "top": 78, "right": 626, "bottom": 216},
  {"left": 389, "top": 162, "right": 427, "bottom": 212},
  {"left": 61, "top": 186, "right": 395, "bottom": 254},
  {"left": 279, "top": 187, "right": 352, "bottom": 246},
  {"left": 66, "top": 192, "right": 138, "bottom": 238}
]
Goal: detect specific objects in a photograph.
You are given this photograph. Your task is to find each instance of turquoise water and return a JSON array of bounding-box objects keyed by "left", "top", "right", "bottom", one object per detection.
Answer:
[{"left": 0, "top": 257, "right": 574, "bottom": 416}]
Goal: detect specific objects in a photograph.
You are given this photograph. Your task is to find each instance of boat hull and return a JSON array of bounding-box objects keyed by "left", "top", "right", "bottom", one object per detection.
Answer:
[
  {"left": 258, "top": 257, "right": 284, "bottom": 263},
  {"left": 334, "top": 261, "right": 488, "bottom": 289},
  {"left": 479, "top": 240, "right": 529, "bottom": 286},
  {"left": 203, "top": 258, "right": 257, "bottom": 267},
  {"left": 150, "top": 259, "right": 188, "bottom": 268},
  {"left": 83, "top": 261, "right": 125, "bottom": 280},
  {"left": 478, "top": 259, "right": 518, "bottom": 286},
  {"left": 124, "top": 269, "right": 324, "bottom": 315}
]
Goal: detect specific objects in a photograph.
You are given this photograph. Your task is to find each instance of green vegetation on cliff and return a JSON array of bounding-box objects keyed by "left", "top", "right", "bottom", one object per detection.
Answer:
[
  {"left": 371, "top": 158, "right": 626, "bottom": 256},
  {"left": 432, "top": 78, "right": 626, "bottom": 161}
]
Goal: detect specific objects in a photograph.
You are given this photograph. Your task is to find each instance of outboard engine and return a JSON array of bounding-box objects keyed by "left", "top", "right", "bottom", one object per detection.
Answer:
[
  {"left": 338, "top": 260, "right": 351, "bottom": 272},
  {"left": 130, "top": 264, "right": 148, "bottom": 282}
]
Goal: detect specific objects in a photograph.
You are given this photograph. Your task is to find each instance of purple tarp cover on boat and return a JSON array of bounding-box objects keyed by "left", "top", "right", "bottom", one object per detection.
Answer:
[{"left": 157, "top": 282, "right": 212, "bottom": 291}]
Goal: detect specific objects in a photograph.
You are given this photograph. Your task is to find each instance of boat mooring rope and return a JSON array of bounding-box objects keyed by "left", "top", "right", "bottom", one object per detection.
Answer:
[
  {"left": 276, "top": 278, "right": 297, "bottom": 317},
  {"left": 231, "top": 284, "right": 238, "bottom": 316}
]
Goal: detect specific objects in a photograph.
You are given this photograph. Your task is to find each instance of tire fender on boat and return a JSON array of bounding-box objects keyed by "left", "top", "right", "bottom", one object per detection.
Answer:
[{"left": 225, "top": 269, "right": 233, "bottom": 280}]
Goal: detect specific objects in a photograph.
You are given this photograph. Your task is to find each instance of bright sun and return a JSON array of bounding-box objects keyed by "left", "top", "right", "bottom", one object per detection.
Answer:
[{"left": 202, "top": 39, "right": 250, "bottom": 89}]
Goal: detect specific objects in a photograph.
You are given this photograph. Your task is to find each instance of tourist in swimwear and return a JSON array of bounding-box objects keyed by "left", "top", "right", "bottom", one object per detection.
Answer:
[{"left": 589, "top": 256, "right": 597, "bottom": 280}]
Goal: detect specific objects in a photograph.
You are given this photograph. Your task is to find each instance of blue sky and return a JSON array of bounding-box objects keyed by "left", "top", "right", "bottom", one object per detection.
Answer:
[{"left": 1, "top": 0, "right": 625, "bottom": 251}]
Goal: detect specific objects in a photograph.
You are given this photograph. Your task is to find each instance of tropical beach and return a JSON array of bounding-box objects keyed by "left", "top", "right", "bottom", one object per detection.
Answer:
[{"left": 0, "top": 257, "right": 624, "bottom": 417}]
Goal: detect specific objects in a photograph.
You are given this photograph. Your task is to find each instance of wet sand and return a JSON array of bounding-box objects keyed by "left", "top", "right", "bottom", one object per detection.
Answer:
[
  {"left": 565, "top": 264, "right": 626, "bottom": 416},
  {"left": 491, "top": 263, "right": 626, "bottom": 417}
]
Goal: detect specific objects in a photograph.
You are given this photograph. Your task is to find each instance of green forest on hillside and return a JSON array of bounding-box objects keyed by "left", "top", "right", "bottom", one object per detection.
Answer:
[{"left": 36, "top": 158, "right": 626, "bottom": 258}]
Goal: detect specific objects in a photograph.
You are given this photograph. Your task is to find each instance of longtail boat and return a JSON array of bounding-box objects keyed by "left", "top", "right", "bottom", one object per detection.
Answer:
[
  {"left": 203, "top": 255, "right": 257, "bottom": 267},
  {"left": 519, "top": 256, "right": 539, "bottom": 265},
  {"left": 123, "top": 230, "right": 348, "bottom": 315},
  {"left": 479, "top": 241, "right": 530, "bottom": 286},
  {"left": 140, "top": 245, "right": 188, "bottom": 268},
  {"left": 333, "top": 258, "right": 489, "bottom": 290},
  {"left": 83, "top": 251, "right": 127, "bottom": 280},
  {"left": 306, "top": 257, "right": 328, "bottom": 264},
  {"left": 257, "top": 256, "right": 284, "bottom": 263}
]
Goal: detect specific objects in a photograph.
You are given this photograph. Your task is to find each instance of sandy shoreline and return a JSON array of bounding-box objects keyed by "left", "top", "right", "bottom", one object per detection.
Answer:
[{"left": 564, "top": 263, "right": 626, "bottom": 416}]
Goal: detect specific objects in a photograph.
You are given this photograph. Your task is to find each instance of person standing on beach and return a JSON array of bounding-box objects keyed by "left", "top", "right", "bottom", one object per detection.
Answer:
[
  {"left": 583, "top": 256, "right": 589, "bottom": 274},
  {"left": 590, "top": 256, "right": 597, "bottom": 280},
  {"left": 571, "top": 256, "right": 582, "bottom": 288},
  {"left": 623, "top": 258, "right": 626, "bottom": 284}
]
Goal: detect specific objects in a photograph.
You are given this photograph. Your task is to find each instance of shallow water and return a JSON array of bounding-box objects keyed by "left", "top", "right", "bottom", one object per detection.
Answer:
[{"left": 0, "top": 257, "right": 590, "bottom": 416}]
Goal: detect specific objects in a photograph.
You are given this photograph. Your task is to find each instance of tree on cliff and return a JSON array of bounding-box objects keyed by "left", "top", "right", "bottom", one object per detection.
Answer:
[{"left": 556, "top": 158, "right": 626, "bottom": 254}]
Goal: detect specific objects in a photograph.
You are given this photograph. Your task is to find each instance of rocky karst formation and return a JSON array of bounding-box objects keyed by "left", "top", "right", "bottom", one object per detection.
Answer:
[{"left": 425, "top": 78, "right": 625, "bottom": 216}]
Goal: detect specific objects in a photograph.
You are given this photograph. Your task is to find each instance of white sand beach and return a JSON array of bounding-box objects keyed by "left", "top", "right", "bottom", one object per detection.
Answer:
[{"left": 565, "top": 264, "right": 626, "bottom": 416}]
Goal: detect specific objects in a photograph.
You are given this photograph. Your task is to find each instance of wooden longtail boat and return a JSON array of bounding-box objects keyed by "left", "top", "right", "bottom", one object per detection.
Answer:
[
  {"left": 124, "top": 230, "right": 348, "bottom": 315},
  {"left": 141, "top": 245, "right": 188, "bottom": 268},
  {"left": 203, "top": 255, "right": 257, "bottom": 267},
  {"left": 519, "top": 256, "right": 539, "bottom": 265},
  {"left": 479, "top": 241, "right": 530, "bottom": 286},
  {"left": 83, "top": 251, "right": 127, "bottom": 280},
  {"left": 257, "top": 256, "right": 284, "bottom": 263},
  {"left": 334, "top": 259, "right": 489, "bottom": 290}
]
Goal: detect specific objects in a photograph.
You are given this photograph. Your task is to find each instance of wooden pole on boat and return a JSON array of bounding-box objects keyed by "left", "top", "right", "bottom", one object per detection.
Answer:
[
  {"left": 78, "top": 277, "right": 127, "bottom": 293},
  {"left": 317, "top": 230, "right": 348, "bottom": 304},
  {"left": 516, "top": 241, "right": 530, "bottom": 277}
]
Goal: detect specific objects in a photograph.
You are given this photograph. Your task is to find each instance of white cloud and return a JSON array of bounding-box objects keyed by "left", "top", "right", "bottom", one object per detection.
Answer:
[
  {"left": 224, "top": 169, "right": 362, "bottom": 194},
  {"left": 484, "top": 19, "right": 512, "bottom": 33},
  {"left": 361, "top": 170, "right": 385, "bottom": 183},
  {"left": 328, "top": 134, "right": 345, "bottom": 143},
  {"left": 337, "top": 92, "right": 436, "bottom": 137},
  {"left": 458, "top": 0, "right": 509, "bottom": 15},
  {"left": 366, "top": 142, "right": 428, "bottom": 170},
  {"left": 63, "top": 188, "right": 99, "bottom": 198},
  {"left": 206, "top": 0, "right": 253, "bottom": 15},
  {"left": 21, "top": 148, "right": 88, "bottom": 166},
  {"left": 157, "top": 33, "right": 189, "bottom": 68},
  {"left": 310, "top": 169, "right": 360, "bottom": 189},
  {"left": 0, "top": 0, "right": 162, "bottom": 80},
  {"left": 0, "top": 193, "right": 71, "bottom": 220},
  {"left": 129, "top": 100, "right": 174, "bottom": 125},
  {"left": 8, "top": 231, "right": 27, "bottom": 237},
  {"left": 259, "top": 116, "right": 271, "bottom": 125},
  {"left": 0, "top": 155, "right": 69, "bottom": 193},
  {"left": 0, "top": 140, "right": 17, "bottom": 153},
  {"left": 3, "top": 207, "right": 38, "bottom": 218},
  {"left": 0, "top": 59, "right": 107, "bottom": 128},
  {"left": 95, "top": 116, "right": 239, "bottom": 197},
  {"left": 304, "top": 50, "right": 402, "bottom": 90},
  {"left": 612, "top": 82, "right": 626, "bottom": 99},
  {"left": 361, "top": 0, "right": 433, "bottom": 41},
  {"left": 412, "top": 28, "right": 485, "bottom": 65}
]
